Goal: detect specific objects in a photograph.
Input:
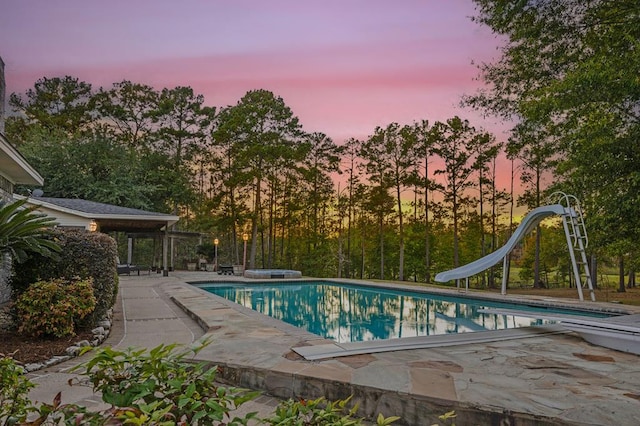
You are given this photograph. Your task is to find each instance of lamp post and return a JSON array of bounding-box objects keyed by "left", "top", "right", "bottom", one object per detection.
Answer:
[
  {"left": 88, "top": 220, "right": 98, "bottom": 232},
  {"left": 242, "top": 233, "right": 248, "bottom": 273},
  {"left": 214, "top": 238, "right": 219, "bottom": 272}
]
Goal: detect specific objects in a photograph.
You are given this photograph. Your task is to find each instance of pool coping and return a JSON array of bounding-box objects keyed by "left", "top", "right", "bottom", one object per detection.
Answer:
[{"left": 171, "top": 273, "right": 640, "bottom": 425}]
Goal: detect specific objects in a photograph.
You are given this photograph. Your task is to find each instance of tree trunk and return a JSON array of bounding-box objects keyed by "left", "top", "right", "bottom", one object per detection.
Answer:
[
  {"left": 618, "top": 256, "right": 626, "bottom": 293},
  {"left": 533, "top": 226, "right": 542, "bottom": 288},
  {"left": 249, "top": 176, "right": 261, "bottom": 269},
  {"left": 424, "top": 157, "right": 431, "bottom": 283},
  {"left": 489, "top": 155, "right": 498, "bottom": 288},
  {"left": 396, "top": 180, "right": 405, "bottom": 281},
  {"left": 590, "top": 254, "right": 598, "bottom": 290},
  {"left": 533, "top": 168, "right": 542, "bottom": 288},
  {"left": 361, "top": 219, "right": 365, "bottom": 279},
  {"left": 453, "top": 192, "right": 459, "bottom": 268},
  {"left": 379, "top": 214, "right": 385, "bottom": 280},
  {"left": 478, "top": 169, "right": 486, "bottom": 287}
]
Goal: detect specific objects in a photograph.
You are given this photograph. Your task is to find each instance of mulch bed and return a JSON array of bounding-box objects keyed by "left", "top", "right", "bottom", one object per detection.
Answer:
[
  {"left": 0, "top": 303, "right": 95, "bottom": 365},
  {"left": 0, "top": 329, "right": 96, "bottom": 364}
]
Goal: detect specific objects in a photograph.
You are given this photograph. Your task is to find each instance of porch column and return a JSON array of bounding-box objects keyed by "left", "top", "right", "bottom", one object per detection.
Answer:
[
  {"left": 127, "top": 237, "right": 133, "bottom": 264},
  {"left": 170, "top": 235, "right": 175, "bottom": 271},
  {"left": 163, "top": 224, "right": 169, "bottom": 276}
]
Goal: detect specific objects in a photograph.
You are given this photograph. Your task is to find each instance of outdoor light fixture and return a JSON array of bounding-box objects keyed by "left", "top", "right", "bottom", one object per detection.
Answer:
[
  {"left": 214, "top": 238, "right": 219, "bottom": 272},
  {"left": 88, "top": 220, "right": 98, "bottom": 232},
  {"left": 242, "top": 233, "right": 248, "bottom": 273}
]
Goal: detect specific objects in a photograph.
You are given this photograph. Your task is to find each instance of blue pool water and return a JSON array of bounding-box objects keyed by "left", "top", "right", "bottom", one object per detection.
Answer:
[{"left": 198, "top": 281, "right": 608, "bottom": 343}]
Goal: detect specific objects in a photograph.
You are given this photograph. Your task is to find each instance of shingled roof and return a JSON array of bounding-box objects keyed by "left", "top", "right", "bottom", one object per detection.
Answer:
[
  {"left": 17, "top": 195, "right": 179, "bottom": 233},
  {"left": 33, "top": 197, "right": 171, "bottom": 217}
]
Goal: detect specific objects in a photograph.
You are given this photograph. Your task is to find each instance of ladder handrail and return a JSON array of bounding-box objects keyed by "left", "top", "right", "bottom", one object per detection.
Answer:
[{"left": 549, "top": 192, "right": 588, "bottom": 249}]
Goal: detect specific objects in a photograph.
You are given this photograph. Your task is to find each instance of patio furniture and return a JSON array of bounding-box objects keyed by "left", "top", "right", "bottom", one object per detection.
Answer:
[
  {"left": 217, "top": 265, "right": 234, "bottom": 275},
  {"left": 117, "top": 263, "right": 151, "bottom": 276}
]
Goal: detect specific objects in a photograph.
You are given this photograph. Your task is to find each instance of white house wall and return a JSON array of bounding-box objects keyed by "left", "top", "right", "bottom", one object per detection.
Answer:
[{"left": 32, "top": 205, "right": 91, "bottom": 229}]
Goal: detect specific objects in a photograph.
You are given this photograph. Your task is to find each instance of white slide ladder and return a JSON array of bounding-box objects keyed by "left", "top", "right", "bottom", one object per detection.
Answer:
[{"left": 552, "top": 192, "right": 596, "bottom": 302}]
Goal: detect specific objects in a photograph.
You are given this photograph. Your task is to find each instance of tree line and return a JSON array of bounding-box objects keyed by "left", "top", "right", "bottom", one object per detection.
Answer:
[
  {"left": 7, "top": 78, "right": 514, "bottom": 282},
  {"left": 7, "top": 0, "right": 638, "bottom": 288},
  {"left": 6, "top": 76, "right": 508, "bottom": 281}
]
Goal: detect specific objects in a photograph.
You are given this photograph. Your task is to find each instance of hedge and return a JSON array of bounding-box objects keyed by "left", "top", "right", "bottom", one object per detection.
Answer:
[{"left": 11, "top": 228, "right": 118, "bottom": 326}]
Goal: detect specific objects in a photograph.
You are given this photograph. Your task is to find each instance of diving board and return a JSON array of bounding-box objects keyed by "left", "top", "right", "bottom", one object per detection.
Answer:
[{"left": 479, "top": 308, "right": 640, "bottom": 355}]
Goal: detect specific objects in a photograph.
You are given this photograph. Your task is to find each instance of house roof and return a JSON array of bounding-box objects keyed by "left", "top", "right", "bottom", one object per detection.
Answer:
[
  {"left": 16, "top": 195, "right": 180, "bottom": 233},
  {"left": 0, "top": 133, "right": 44, "bottom": 185}
]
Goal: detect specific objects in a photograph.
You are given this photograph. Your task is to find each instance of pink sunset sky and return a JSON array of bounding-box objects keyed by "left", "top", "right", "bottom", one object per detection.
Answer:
[{"left": 1, "top": 0, "right": 515, "bottom": 187}]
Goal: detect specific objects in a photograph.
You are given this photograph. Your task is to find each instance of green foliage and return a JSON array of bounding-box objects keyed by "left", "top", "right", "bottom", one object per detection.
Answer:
[
  {"left": 67, "top": 341, "right": 258, "bottom": 425},
  {"left": 0, "top": 199, "right": 60, "bottom": 264},
  {"left": 0, "top": 356, "right": 35, "bottom": 425},
  {"left": 15, "top": 127, "right": 165, "bottom": 212},
  {"left": 11, "top": 228, "right": 118, "bottom": 325},
  {"left": 15, "top": 277, "right": 96, "bottom": 338},
  {"left": 432, "top": 410, "right": 457, "bottom": 426},
  {"left": 8, "top": 75, "right": 94, "bottom": 136},
  {"left": 213, "top": 89, "right": 304, "bottom": 269},
  {"left": 92, "top": 80, "right": 158, "bottom": 151},
  {"left": 196, "top": 242, "right": 217, "bottom": 262},
  {"left": 468, "top": 0, "right": 640, "bottom": 263},
  {"left": 266, "top": 396, "right": 400, "bottom": 425}
]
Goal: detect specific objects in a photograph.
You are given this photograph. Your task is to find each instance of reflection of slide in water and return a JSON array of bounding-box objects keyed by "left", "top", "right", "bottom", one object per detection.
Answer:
[{"left": 435, "top": 204, "right": 566, "bottom": 283}]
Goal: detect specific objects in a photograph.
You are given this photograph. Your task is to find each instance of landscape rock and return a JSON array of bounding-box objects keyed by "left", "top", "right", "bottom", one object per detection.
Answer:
[
  {"left": 91, "top": 326, "right": 105, "bottom": 336},
  {"left": 65, "top": 346, "right": 81, "bottom": 356},
  {"left": 24, "top": 363, "right": 44, "bottom": 372}
]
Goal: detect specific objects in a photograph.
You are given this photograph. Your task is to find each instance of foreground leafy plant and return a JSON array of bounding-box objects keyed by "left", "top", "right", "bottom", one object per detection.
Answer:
[
  {"left": 0, "top": 199, "right": 60, "bottom": 264},
  {"left": 265, "top": 396, "right": 400, "bottom": 426},
  {"left": 432, "top": 410, "right": 456, "bottom": 426},
  {"left": 69, "top": 340, "right": 259, "bottom": 425},
  {"left": 1, "top": 340, "right": 403, "bottom": 425},
  {"left": 0, "top": 356, "right": 35, "bottom": 426}
]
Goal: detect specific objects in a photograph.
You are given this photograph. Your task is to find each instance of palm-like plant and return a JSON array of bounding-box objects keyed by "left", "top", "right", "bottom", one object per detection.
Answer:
[{"left": 0, "top": 199, "right": 61, "bottom": 263}]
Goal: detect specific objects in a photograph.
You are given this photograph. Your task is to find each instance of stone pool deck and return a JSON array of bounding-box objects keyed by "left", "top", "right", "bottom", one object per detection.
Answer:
[{"left": 28, "top": 272, "right": 640, "bottom": 425}]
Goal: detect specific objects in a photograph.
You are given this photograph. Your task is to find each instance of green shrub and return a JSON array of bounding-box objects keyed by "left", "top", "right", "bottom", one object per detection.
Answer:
[
  {"left": 266, "top": 396, "right": 400, "bottom": 425},
  {"left": 70, "top": 341, "right": 260, "bottom": 425},
  {"left": 11, "top": 228, "right": 118, "bottom": 325},
  {"left": 16, "top": 277, "right": 96, "bottom": 338},
  {"left": 0, "top": 356, "right": 36, "bottom": 425}
]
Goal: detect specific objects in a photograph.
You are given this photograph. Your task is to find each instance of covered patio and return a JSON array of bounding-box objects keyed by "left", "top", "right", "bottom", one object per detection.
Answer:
[{"left": 17, "top": 195, "right": 182, "bottom": 276}]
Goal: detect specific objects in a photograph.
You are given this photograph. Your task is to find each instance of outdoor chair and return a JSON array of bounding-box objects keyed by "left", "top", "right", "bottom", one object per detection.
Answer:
[
  {"left": 217, "top": 265, "right": 234, "bottom": 275},
  {"left": 117, "top": 259, "right": 151, "bottom": 276}
]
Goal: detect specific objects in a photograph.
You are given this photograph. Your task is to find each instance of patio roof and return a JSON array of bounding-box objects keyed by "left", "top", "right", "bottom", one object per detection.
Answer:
[{"left": 16, "top": 195, "right": 179, "bottom": 233}]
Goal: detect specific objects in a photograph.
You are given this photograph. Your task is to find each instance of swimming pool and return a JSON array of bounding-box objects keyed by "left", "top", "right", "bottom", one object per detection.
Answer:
[{"left": 197, "top": 280, "right": 609, "bottom": 343}]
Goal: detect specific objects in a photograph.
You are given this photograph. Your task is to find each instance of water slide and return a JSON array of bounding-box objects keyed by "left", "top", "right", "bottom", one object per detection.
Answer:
[{"left": 434, "top": 204, "right": 567, "bottom": 283}]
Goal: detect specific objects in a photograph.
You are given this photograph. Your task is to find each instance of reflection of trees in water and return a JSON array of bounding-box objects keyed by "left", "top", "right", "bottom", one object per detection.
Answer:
[{"left": 209, "top": 282, "right": 553, "bottom": 342}]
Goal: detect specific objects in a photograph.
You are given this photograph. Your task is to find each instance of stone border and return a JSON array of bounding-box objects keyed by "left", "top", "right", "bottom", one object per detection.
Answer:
[{"left": 20, "top": 309, "right": 114, "bottom": 373}]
